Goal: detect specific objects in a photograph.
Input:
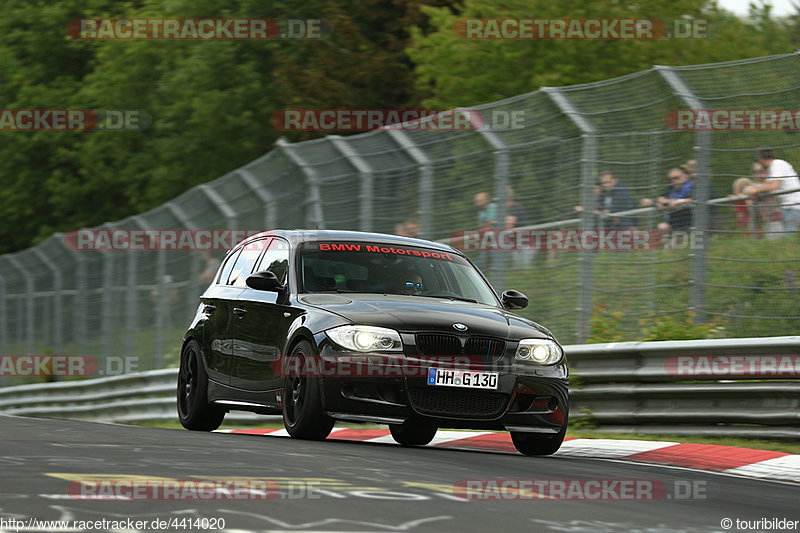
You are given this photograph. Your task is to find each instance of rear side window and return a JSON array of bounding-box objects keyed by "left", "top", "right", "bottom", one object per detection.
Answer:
[{"left": 216, "top": 248, "right": 241, "bottom": 285}]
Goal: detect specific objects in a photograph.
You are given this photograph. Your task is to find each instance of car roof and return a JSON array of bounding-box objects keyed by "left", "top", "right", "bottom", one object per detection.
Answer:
[{"left": 239, "top": 229, "right": 459, "bottom": 254}]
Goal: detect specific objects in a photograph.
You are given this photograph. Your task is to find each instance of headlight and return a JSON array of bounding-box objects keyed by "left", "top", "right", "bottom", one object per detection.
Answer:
[
  {"left": 325, "top": 325, "right": 403, "bottom": 352},
  {"left": 515, "top": 339, "right": 563, "bottom": 365}
]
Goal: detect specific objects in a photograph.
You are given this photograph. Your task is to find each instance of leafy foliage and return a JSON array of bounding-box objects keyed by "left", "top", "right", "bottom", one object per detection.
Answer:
[{"left": 0, "top": 0, "right": 795, "bottom": 254}]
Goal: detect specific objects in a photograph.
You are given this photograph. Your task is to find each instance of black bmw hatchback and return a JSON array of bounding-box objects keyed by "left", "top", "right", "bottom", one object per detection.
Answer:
[{"left": 177, "top": 230, "right": 569, "bottom": 455}]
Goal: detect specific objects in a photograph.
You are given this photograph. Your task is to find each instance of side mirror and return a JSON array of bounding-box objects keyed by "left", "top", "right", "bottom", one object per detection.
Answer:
[
  {"left": 246, "top": 270, "right": 283, "bottom": 292},
  {"left": 501, "top": 289, "right": 528, "bottom": 310}
]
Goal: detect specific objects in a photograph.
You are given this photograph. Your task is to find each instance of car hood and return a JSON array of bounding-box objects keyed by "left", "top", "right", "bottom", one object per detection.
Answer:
[{"left": 298, "top": 293, "right": 552, "bottom": 340}]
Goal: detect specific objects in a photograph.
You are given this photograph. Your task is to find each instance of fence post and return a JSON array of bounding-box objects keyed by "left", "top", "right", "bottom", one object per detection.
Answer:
[
  {"left": 276, "top": 138, "right": 326, "bottom": 229},
  {"left": 385, "top": 130, "right": 433, "bottom": 240},
  {"left": 471, "top": 111, "right": 510, "bottom": 291},
  {"left": 99, "top": 242, "right": 114, "bottom": 365},
  {"left": 656, "top": 66, "right": 709, "bottom": 322},
  {"left": 6, "top": 256, "right": 35, "bottom": 355},
  {"left": 64, "top": 246, "right": 88, "bottom": 358},
  {"left": 237, "top": 169, "right": 278, "bottom": 230},
  {"left": 162, "top": 199, "right": 222, "bottom": 370},
  {"left": 543, "top": 87, "right": 598, "bottom": 342},
  {"left": 32, "top": 246, "right": 64, "bottom": 355},
  {"left": 329, "top": 136, "right": 374, "bottom": 233}
]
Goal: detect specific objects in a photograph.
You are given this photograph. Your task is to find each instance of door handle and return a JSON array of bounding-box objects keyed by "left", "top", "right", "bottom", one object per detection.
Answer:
[
  {"left": 232, "top": 307, "right": 248, "bottom": 319},
  {"left": 203, "top": 304, "right": 216, "bottom": 314}
]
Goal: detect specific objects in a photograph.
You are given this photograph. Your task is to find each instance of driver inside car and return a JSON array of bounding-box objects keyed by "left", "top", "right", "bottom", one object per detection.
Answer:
[{"left": 400, "top": 271, "right": 424, "bottom": 295}]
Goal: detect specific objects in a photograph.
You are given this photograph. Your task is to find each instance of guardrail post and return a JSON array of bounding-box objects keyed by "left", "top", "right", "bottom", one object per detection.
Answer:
[
  {"left": 385, "top": 130, "right": 433, "bottom": 240},
  {"left": 237, "top": 169, "right": 278, "bottom": 230},
  {"left": 276, "top": 138, "right": 326, "bottom": 229},
  {"left": 6, "top": 256, "right": 35, "bottom": 356},
  {"left": 656, "top": 66, "right": 709, "bottom": 322},
  {"left": 32, "top": 246, "right": 64, "bottom": 355},
  {"left": 543, "top": 88, "right": 598, "bottom": 342},
  {"left": 329, "top": 136, "right": 374, "bottom": 233}
]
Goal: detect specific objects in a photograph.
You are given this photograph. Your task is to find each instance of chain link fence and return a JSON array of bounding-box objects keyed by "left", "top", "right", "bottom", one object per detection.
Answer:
[{"left": 1, "top": 52, "right": 799, "bottom": 382}]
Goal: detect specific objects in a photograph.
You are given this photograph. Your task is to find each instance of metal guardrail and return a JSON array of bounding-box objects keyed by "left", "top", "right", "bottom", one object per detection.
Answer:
[
  {"left": 0, "top": 337, "right": 798, "bottom": 438},
  {"left": 566, "top": 336, "right": 800, "bottom": 439},
  {"left": 0, "top": 369, "right": 272, "bottom": 423}
]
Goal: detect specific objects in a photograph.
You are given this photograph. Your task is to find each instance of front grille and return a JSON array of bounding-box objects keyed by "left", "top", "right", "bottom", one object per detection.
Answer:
[
  {"left": 409, "top": 388, "right": 509, "bottom": 418},
  {"left": 415, "top": 334, "right": 506, "bottom": 362},
  {"left": 415, "top": 334, "right": 461, "bottom": 356},
  {"left": 464, "top": 337, "right": 506, "bottom": 359}
]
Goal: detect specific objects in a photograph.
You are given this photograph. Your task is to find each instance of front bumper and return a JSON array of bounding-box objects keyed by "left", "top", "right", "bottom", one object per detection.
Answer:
[{"left": 313, "top": 335, "right": 569, "bottom": 432}]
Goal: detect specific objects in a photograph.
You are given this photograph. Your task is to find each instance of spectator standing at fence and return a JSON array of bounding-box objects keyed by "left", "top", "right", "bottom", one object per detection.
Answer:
[
  {"left": 575, "top": 172, "right": 635, "bottom": 229},
  {"left": 749, "top": 162, "right": 782, "bottom": 239},
  {"left": 475, "top": 192, "right": 497, "bottom": 231},
  {"left": 404, "top": 219, "right": 420, "bottom": 238},
  {"left": 641, "top": 168, "right": 693, "bottom": 237},
  {"left": 596, "top": 172, "right": 635, "bottom": 229},
  {"left": 729, "top": 177, "right": 754, "bottom": 231},
  {"left": 504, "top": 187, "right": 534, "bottom": 268},
  {"left": 504, "top": 187, "right": 526, "bottom": 229},
  {"left": 745, "top": 148, "right": 800, "bottom": 233}
]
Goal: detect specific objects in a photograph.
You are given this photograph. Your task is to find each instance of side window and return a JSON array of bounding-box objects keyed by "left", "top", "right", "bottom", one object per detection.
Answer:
[
  {"left": 255, "top": 238, "right": 290, "bottom": 284},
  {"left": 227, "top": 239, "right": 270, "bottom": 287},
  {"left": 216, "top": 248, "right": 242, "bottom": 285}
]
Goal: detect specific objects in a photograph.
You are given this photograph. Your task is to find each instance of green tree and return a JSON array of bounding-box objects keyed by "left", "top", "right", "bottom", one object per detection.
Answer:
[{"left": 407, "top": 0, "right": 796, "bottom": 108}]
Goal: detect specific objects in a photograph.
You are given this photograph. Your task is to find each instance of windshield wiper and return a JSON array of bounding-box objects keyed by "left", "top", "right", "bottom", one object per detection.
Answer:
[{"left": 418, "top": 294, "right": 479, "bottom": 303}]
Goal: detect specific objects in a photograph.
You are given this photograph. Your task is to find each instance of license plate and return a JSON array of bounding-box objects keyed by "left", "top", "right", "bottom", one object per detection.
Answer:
[{"left": 427, "top": 368, "right": 498, "bottom": 389}]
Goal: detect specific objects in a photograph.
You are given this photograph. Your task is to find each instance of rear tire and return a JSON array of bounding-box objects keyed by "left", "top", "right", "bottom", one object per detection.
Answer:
[
  {"left": 510, "top": 425, "right": 566, "bottom": 456},
  {"left": 282, "top": 341, "right": 335, "bottom": 440},
  {"left": 389, "top": 422, "right": 438, "bottom": 446},
  {"left": 177, "top": 339, "right": 225, "bottom": 431}
]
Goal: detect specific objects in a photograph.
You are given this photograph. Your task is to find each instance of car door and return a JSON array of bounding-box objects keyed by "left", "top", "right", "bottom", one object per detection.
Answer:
[
  {"left": 200, "top": 246, "right": 244, "bottom": 384},
  {"left": 230, "top": 237, "right": 292, "bottom": 392}
]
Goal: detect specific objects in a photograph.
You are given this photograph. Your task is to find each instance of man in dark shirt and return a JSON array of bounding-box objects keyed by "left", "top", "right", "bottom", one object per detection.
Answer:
[
  {"left": 596, "top": 172, "right": 635, "bottom": 230},
  {"left": 656, "top": 167, "right": 694, "bottom": 233}
]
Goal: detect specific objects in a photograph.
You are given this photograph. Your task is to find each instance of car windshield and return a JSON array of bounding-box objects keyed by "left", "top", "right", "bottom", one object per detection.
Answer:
[{"left": 297, "top": 241, "right": 499, "bottom": 306}]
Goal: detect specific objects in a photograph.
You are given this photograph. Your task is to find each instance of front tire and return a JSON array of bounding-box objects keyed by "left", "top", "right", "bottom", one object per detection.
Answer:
[
  {"left": 389, "top": 422, "right": 438, "bottom": 446},
  {"left": 177, "top": 339, "right": 225, "bottom": 431},
  {"left": 282, "top": 341, "right": 335, "bottom": 440}
]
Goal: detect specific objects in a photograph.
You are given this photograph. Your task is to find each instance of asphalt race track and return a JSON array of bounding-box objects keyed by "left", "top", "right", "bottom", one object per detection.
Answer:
[{"left": 1, "top": 415, "right": 798, "bottom": 532}]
